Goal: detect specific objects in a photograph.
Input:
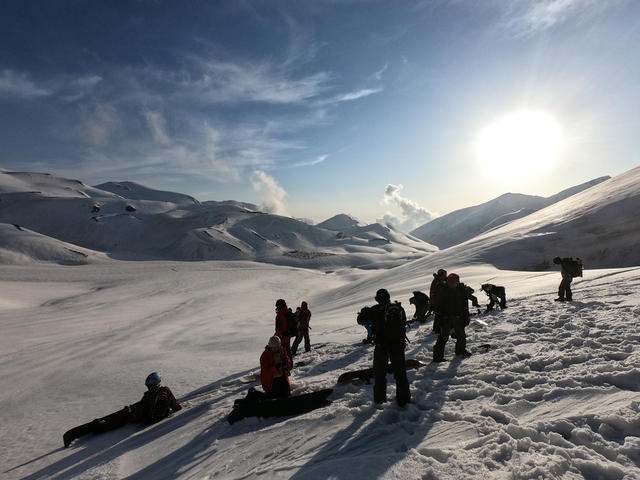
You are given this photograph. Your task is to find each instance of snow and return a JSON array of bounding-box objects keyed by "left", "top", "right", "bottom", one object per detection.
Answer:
[{"left": 1, "top": 167, "right": 640, "bottom": 479}]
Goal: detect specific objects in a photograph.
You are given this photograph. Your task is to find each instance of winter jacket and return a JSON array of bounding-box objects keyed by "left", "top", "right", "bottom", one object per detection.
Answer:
[
  {"left": 435, "top": 285, "right": 470, "bottom": 323},
  {"left": 260, "top": 346, "right": 292, "bottom": 393},
  {"left": 297, "top": 302, "right": 312, "bottom": 328},
  {"left": 429, "top": 276, "right": 446, "bottom": 306},
  {"left": 130, "top": 385, "right": 182, "bottom": 424},
  {"left": 275, "top": 306, "right": 292, "bottom": 342}
]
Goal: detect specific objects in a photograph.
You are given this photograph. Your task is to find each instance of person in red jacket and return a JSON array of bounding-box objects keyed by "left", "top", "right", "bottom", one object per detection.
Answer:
[
  {"left": 291, "top": 301, "right": 312, "bottom": 356},
  {"left": 260, "top": 336, "right": 292, "bottom": 399},
  {"left": 274, "top": 298, "right": 292, "bottom": 358}
]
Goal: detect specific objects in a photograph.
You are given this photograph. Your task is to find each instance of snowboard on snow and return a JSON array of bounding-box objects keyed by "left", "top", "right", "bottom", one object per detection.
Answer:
[
  {"left": 228, "top": 388, "right": 333, "bottom": 424},
  {"left": 63, "top": 407, "right": 131, "bottom": 448},
  {"left": 337, "top": 359, "right": 423, "bottom": 384}
]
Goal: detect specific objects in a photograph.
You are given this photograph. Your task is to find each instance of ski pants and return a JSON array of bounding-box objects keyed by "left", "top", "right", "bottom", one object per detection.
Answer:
[
  {"left": 558, "top": 274, "right": 573, "bottom": 300},
  {"left": 433, "top": 316, "right": 467, "bottom": 360},
  {"left": 373, "top": 343, "right": 410, "bottom": 406},
  {"left": 291, "top": 326, "right": 310, "bottom": 355}
]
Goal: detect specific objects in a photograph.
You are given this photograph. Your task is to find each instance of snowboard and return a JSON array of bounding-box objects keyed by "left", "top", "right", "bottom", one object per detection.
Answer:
[
  {"left": 337, "top": 359, "right": 423, "bottom": 384},
  {"left": 63, "top": 407, "right": 130, "bottom": 448},
  {"left": 228, "top": 388, "right": 333, "bottom": 424}
]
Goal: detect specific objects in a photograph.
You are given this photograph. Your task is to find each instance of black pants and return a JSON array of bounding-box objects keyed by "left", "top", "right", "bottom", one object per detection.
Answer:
[
  {"left": 373, "top": 343, "right": 410, "bottom": 406},
  {"left": 291, "top": 326, "right": 310, "bottom": 355},
  {"left": 267, "top": 375, "right": 291, "bottom": 399},
  {"left": 433, "top": 316, "right": 467, "bottom": 360},
  {"left": 558, "top": 276, "right": 573, "bottom": 300}
]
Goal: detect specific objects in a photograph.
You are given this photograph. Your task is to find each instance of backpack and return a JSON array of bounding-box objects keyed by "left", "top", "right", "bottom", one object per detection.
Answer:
[
  {"left": 145, "top": 388, "right": 171, "bottom": 424},
  {"left": 357, "top": 306, "right": 373, "bottom": 325},
  {"left": 285, "top": 308, "right": 300, "bottom": 337},
  {"left": 375, "top": 301, "right": 408, "bottom": 346},
  {"left": 569, "top": 257, "right": 583, "bottom": 277}
]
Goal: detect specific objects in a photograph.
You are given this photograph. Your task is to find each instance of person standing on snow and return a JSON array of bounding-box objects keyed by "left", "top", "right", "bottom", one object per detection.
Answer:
[
  {"left": 274, "top": 298, "right": 293, "bottom": 358},
  {"left": 291, "top": 301, "right": 312, "bottom": 356},
  {"left": 429, "top": 269, "right": 448, "bottom": 332},
  {"left": 260, "top": 336, "right": 292, "bottom": 399},
  {"left": 553, "top": 257, "right": 576, "bottom": 301},
  {"left": 433, "top": 273, "right": 472, "bottom": 362},
  {"left": 370, "top": 289, "right": 411, "bottom": 407}
]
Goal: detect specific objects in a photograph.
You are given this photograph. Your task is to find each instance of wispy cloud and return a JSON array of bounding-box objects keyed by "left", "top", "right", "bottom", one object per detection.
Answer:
[
  {"left": 291, "top": 155, "right": 328, "bottom": 168},
  {"left": 501, "top": 0, "right": 614, "bottom": 35},
  {"left": 0, "top": 70, "right": 50, "bottom": 98},
  {"left": 333, "top": 87, "right": 383, "bottom": 103},
  {"left": 177, "top": 57, "right": 333, "bottom": 104}
]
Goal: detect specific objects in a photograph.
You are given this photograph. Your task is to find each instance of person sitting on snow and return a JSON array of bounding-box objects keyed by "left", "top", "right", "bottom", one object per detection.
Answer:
[{"left": 260, "top": 336, "right": 292, "bottom": 399}]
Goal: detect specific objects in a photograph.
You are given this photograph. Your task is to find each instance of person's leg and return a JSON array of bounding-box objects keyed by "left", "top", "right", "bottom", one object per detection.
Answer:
[
  {"left": 566, "top": 277, "right": 573, "bottom": 301},
  {"left": 373, "top": 346, "right": 389, "bottom": 403},
  {"left": 291, "top": 334, "right": 302, "bottom": 356},
  {"left": 303, "top": 326, "right": 311, "bottom": 351},
  {"left": 452, "top": 318, "right": 468, "bottom": 355},
  {"left": 389, "top": 346, "right": 410, "bottom": 406},
  {"left": 433, "top": 319, "right": 451, "bottom": 361}
]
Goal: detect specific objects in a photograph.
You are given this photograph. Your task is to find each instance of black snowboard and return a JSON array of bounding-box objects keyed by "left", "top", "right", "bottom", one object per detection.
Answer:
[
  {"left": 337, "top": 359, "right": 423, "bottom": 383},
  {"left": 63, "top": 408, "right": 130, "bottom": 448},
  {"left": 228, "top": 388, "right": 333, "bottom": 424}
]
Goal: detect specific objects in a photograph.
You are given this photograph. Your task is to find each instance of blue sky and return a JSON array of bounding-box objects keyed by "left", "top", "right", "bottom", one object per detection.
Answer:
[{"left": 1, "top": 1, "right": 639, "bottom": 229}]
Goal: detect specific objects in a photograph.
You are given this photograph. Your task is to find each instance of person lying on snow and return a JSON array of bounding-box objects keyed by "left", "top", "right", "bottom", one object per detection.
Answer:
[{"left": 63, "top": 372, "right": 183, "bottom": 447}]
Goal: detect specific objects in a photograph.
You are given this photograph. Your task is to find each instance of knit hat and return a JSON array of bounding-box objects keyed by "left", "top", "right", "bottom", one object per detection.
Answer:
[{"left": 268, "top": 336, "right": 281, "bottom": 348}]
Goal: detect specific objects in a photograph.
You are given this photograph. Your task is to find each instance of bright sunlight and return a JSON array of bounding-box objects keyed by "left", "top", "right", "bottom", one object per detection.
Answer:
[{"left": 477, "top": 111, "right": 562, "bottom": 182}]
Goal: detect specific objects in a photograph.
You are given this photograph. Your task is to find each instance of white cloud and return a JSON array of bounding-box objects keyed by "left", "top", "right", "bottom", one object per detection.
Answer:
[
  {"left": 181, "top": 58, "right": 332, "bottom": 104},
  {"left": 502, "top": 0, "right": 613, "bottom": 35},
  {"left": 251, "top": 171, "right": 289, "bottom": 216},
  {"left": 75, "top": 103, "right": 123, "bottom": 147},
  {"left": 143, "top": 109, "right": 171, "bottom": 145},
  {"left": 0, "top": 70, "right": 50, "bottom": 98},
  {"left": 291, "top": 155, "right": 328, "bottom": 168},
  {"left": 379, "top": 184, "right": 438, "bottom": 232}
]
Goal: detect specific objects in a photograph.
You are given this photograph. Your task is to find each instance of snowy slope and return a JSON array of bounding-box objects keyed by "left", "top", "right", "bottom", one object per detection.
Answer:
[
  {"left": 410, "top": 176, "right": 610, "bottom": 249},
  {"left": 1, "top": 166, "right": 640, "bottom": 479}
]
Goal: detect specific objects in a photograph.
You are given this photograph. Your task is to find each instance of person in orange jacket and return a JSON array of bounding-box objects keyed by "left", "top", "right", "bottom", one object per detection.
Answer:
[{"left": 260, "top": 336, "right": 292, "bottom": 399}]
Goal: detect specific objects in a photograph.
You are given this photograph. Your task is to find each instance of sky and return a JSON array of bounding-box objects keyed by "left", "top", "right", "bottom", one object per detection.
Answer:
[{"left": 1, "top": 0, "right": 639, "bottom": 229}]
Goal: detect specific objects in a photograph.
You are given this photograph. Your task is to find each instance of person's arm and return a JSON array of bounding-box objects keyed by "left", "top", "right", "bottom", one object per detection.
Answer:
[{"left": 165, "top": 387, "right": 183, "bottom": 411}]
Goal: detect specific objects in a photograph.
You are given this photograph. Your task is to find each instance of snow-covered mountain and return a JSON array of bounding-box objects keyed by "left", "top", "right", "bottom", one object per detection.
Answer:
[
  {"left": 0, "top": 169, "right": 436, "bottom": 267},
  {"left": 410, "top": 176, "right": 610, "bottom": 249}
]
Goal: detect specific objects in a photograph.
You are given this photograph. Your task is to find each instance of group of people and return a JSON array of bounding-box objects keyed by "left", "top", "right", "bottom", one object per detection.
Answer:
[{"left": 261, "top": 299, "right": 313, "bottom": 399}]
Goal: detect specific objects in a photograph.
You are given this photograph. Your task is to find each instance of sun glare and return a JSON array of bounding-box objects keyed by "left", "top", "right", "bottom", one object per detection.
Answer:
[{"left": 477, "top": 111, "right": 562, "bottom": 182}]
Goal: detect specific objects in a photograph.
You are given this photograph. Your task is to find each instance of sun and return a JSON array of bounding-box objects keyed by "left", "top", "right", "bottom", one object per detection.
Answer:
[{"left": 477, "top": 111, "right": 562, "bottom": 182}]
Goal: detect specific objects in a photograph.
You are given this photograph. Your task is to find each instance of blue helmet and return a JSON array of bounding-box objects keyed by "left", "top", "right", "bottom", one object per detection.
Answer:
[{"left": 145, "top": 372, "right": 161, "bottom": 387}]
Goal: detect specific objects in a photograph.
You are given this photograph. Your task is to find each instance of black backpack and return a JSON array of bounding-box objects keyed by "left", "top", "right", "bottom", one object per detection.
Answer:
[
  {"left": 375, "top": 301, "right": 407, "bottom": 346},
  {"left": 285, "top": 308, "right": 300, "bottom": 337}
]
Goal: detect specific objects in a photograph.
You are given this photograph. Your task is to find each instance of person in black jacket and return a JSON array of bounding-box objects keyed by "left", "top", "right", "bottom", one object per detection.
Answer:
[
  {"left": 433, "top": 273, "right": 471, "bottom": 362},
  {"left": 370, "top": 289, "right": 411, "bottom": 406},
  {"left": 480, "top": 283, "right": 507, "bottom": 312},
  {"left": 553, "top": 257, "right": 575, "bottom": 301},
  {"left": 63, "top": 372, "right": 183, "bottom": 448}
]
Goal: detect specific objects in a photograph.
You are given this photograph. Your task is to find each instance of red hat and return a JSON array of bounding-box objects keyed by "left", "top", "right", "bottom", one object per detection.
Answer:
[{"left": 447, "top": 273, "right": 460, "bottom": 281}]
